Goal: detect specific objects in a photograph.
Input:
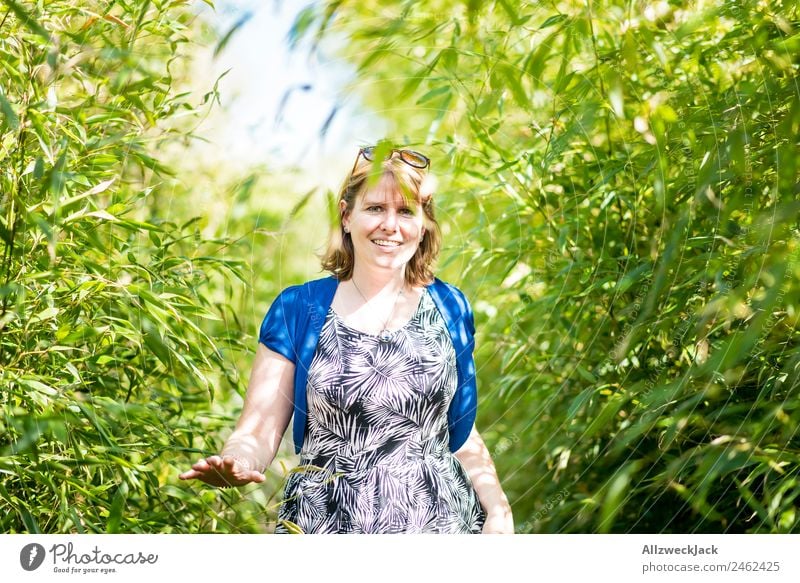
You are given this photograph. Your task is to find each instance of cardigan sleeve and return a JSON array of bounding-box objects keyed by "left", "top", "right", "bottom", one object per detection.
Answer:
[
  {"left": 446, "top": 285, "right": 478, "bottom": 452},
  {"left": 258, "top": 285, "right": 301, "bottom": 363}
]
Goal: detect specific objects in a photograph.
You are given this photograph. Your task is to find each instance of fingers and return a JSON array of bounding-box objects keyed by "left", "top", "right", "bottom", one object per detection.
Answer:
[
  {"left": 206, "top": 456, "right": 233, "bottom": 484},
  {"left": 179, "top": 455, "right": 266, "bottom": 486},
  {"left": 189, "top": 458, "right": 211, "bottom": 471},
  {"left": 222, "top": 457, "right": 265, "bottom": 484},
  {"left": 249, "top": 471, "right": 266, "bottom": 483},
  {"left": 205, "top": 455, "right": 224, "bottom": 467},
  {"left": 195, "top": 456, "right": 228, "bottom": 474},
  {"left": 180, "top": 458, "right": 213, "bottom": 480},
  {"left": 178, "top": 456, "right": 224, "bottom": 485}
]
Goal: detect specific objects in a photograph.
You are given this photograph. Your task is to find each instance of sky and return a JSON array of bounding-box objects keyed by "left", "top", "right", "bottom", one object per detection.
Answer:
[{"left": 192, "top": 0, "right": 387, "bottom": 184}]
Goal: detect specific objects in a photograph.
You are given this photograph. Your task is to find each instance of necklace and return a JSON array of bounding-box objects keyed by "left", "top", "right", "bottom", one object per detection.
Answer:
[{"left": 350, "top": 278, "right": 405, "bottom": 342}]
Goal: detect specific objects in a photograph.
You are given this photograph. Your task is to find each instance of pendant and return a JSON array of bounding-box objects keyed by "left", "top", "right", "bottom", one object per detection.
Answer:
[{"left": 378, "top": 329, "right": 392, "bottom": 342}]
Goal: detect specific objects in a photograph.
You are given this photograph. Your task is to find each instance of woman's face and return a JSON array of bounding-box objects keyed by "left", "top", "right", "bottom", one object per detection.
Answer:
[{"left": 341, "top": 178, "right": 426, "bottom": 275}]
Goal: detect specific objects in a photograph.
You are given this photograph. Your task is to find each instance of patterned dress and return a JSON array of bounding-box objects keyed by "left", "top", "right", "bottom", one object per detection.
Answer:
[{"left": 275, "top": 289, "right": 485, "bottom": 533}]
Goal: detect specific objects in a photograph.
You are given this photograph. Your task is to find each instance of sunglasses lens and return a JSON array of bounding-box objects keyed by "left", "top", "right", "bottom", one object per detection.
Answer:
[
  {"left": 359, "top": 146, "right": 429, "bottom": 168},
  {"left": 400, "top": 150, "right": 429, "bottom": 168}
]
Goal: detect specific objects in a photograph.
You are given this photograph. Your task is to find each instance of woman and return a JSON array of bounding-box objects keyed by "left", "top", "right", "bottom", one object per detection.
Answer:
[{"left": 180, "top": 146, "right": 513, "bottom": 533}]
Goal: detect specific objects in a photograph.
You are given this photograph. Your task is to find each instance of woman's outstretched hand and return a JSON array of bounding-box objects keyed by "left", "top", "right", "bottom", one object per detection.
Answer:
[{"left": 179, "top": 455, "right": 266, "bottom": 488}]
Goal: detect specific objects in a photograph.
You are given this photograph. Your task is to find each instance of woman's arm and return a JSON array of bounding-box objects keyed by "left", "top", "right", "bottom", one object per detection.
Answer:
[
  {"left": 180, "top": 343, "right": 295, "bottom": 487},
  {"left": 454, "top": 426, "right": 514, "bottom": 533}
]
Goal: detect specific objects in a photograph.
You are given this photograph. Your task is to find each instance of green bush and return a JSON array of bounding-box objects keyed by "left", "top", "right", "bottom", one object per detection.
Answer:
[{"left": 0, "top": 0, "right": 276, "bottom": 533}]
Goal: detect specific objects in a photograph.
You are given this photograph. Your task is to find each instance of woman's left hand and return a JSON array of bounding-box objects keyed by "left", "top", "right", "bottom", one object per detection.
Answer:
[{"left": 482, "top": 509, "right": 515, "bottom": 534}]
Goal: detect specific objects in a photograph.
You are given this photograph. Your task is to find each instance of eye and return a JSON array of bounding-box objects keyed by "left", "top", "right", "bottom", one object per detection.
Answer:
[
  {"left": 399, "top": 207, "right": 415, "bottom": 216},
  {"left": 366, "top": 205, "right": 383, "bottom": 212}
]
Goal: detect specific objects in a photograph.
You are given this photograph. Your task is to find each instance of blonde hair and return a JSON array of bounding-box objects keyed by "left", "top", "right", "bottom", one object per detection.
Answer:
[{"left": 320, "top": 154, "right": 441, "bottom": 286}]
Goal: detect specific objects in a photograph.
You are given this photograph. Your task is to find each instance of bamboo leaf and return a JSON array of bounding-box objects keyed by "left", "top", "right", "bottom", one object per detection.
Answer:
[
  {"left": 214, "top": 12, "right": 251, "bottom": 58},
  {"left": 0, "top": 90, "right": 19, "bottom": 130},
  {"left": 2, "top": 0, "right": 50, "bottom": 39}
]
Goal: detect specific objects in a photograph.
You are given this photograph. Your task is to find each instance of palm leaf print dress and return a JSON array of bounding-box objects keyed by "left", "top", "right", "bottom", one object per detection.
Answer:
[{"left": 275, "top": 289, "right": 486, "bottom": 533}]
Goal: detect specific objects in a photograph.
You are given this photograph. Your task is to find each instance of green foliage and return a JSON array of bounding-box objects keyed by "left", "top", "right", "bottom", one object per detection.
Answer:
[
  {"left": 300, "top": 0, "right": 800, "bottom": 532},
  {"left": 0, "top": 0, "right": 282, "bottom": 532}
]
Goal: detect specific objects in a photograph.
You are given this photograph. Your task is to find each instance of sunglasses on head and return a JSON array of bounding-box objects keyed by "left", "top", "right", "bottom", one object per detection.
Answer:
[{"left": 352, "top": 146, "right": 430, "bottom": 175}]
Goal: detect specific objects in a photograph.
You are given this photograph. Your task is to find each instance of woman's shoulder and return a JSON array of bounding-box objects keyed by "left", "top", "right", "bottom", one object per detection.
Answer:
[
  {"left": 428, "top": 277, "right": 473, "bottom": 313},
  {"left": 272, "top": 276, "right": 338, "bottom": 306},
  {"left": 430, "top": 277, "right": 469, "bottom": 298}
]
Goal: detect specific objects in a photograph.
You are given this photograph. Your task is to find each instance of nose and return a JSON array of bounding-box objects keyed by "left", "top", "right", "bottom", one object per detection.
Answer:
[{"left": 381, "top": 208, "right": 398, "bottom": 232}]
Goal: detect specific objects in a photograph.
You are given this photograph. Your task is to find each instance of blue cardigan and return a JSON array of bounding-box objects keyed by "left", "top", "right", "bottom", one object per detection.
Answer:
[{"left": 258, "top": 276, "right": 478, "bottom": 454}]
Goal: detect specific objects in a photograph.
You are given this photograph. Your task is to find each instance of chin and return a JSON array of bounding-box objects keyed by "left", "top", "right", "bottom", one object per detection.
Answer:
[{"left": 376, "top": 257, "right": 412, "bottom": 270}]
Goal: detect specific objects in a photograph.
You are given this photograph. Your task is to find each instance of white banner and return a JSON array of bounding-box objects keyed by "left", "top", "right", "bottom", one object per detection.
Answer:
[{"left": 2, "top": 534, "right": 798, "bottom": 583}]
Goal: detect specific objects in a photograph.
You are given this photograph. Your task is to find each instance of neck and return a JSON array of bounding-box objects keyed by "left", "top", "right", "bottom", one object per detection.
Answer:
[{"left": 350, "top": 264, "right": 406, "bottom": 297}]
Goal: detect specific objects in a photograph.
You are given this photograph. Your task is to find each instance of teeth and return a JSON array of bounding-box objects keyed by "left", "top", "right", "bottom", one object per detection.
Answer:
[{"left": 373, "top": 240, "right": 400, "bottom": 247}]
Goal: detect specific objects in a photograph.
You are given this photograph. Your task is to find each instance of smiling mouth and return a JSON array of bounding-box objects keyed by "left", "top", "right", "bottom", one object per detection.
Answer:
[{"left": 372, "top": 239, "right": 402, "bottom": 247}]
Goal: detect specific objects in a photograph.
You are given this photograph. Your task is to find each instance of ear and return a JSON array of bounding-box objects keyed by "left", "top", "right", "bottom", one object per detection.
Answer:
[{"left": 339, "top": 200, "right": 350, "bottom": 231}]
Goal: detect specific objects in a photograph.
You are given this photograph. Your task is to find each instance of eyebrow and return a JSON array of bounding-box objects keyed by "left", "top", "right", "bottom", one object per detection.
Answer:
[{"left": 362, "top": 198, "right": 413, "bottom": 207}]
